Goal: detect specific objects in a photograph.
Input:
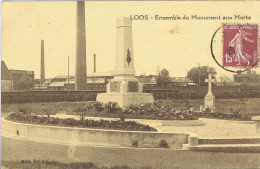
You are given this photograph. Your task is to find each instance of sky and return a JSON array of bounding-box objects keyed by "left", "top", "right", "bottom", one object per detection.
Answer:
[{"left": 1, "top": 1, "right": 260, "bottom": 79}]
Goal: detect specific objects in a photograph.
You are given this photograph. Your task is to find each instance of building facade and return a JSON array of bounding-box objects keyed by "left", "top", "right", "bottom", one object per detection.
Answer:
[{"left": 1, "top": 61, "right": 13, "bottom": 92}]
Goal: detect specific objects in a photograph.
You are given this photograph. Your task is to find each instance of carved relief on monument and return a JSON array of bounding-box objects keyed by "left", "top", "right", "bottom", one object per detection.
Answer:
[
  {"left": 126, "top": 48, "right": 131, "bottom": 66},
  {"left": 128, "top": 81, "right": 138, "bottom": 92},
  {"left": 110, "top": 81, "right": 120, "bottom": 92}
]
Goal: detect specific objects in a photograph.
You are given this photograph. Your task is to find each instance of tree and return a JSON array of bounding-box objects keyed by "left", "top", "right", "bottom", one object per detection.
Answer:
[
  {"left": 156, "top": 68, "right": 171, "bottom": 86},
  {"left": 17, "top": 75, "right": 33, "bottom": 90},
  {"left": 187, "top": 66, "right": 216, "bottom": 86},
  {"left": 219, "top": 75, "right": 233, "bottom": 86}
]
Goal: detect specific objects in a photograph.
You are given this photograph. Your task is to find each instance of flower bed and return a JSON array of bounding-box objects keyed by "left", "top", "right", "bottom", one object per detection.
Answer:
[
  {"left": 122, "top": 103, "right": 197, "bottom": 120},
  {"left": 6, "top": 112, "right": 157, "bottom": 131},
  {"left": 70, "top": 101, "right": 253, "bottom": 121},
  {"left": 74, "top": 101, "right": 197, "bottom": 120},
  {"left": 192, "top": 109, "right": 251, "bottom": 121}
]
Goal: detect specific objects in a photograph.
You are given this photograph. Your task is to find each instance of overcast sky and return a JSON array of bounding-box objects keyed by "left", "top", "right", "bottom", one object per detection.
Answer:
[{"left": 2, "top": 1, "right": 260, "bottom": 79}]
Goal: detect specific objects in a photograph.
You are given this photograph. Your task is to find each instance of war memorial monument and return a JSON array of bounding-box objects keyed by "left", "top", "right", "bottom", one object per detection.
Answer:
[{"left": 97, "top": 17, "right": 154, "bottom": 108}]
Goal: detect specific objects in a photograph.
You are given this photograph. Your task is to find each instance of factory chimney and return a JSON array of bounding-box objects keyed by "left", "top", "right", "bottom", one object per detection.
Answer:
[
  {"left": 41, "top": 40, "right": 45, "bottom": 85},
  {"left": 75, "top": 1, "right": 87, "bottom": 90},
  {"left": 94, "top": 54, "right": 96, "bottom": 73}
]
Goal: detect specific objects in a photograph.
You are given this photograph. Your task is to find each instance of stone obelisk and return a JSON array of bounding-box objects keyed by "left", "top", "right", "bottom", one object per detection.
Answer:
[
  {"left": 40, "top": 40, "right": 45, "bottom": 85},
  {"left": 97, "top": 17, "right": 154, "bottom": 108},
  {"left": 75, "top": 1, "right": 87, "bottom": 90}
]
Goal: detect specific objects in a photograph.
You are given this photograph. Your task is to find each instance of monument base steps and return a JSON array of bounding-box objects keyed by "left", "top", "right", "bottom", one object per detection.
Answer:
[
  {"left": 183, "top": 143, "right": 260, "bottom": 153},
  {"left": 183, "top": 137, "right": 260, "bottom": 153}
]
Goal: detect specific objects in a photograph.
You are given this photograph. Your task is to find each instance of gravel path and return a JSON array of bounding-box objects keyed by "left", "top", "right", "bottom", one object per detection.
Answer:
[
  {"left": 51, "top": 114, "right": 260, "bottom": 137},
  {"left": 156, "top": 118, "right": 260, "bottom": 137}
]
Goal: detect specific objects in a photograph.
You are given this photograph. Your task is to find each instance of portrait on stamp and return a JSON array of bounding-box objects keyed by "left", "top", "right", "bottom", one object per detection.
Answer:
[{"left": 223, "top": 24, "right": 258, "bottom": 67}]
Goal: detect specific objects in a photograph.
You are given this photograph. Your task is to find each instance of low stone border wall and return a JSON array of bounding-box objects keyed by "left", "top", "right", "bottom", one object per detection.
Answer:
[
  {"left": 2, "top": 118, "right": 190, "bottom": 149},
  {"left": 252, "top": 116, "right": 260, "bottom": 133}
]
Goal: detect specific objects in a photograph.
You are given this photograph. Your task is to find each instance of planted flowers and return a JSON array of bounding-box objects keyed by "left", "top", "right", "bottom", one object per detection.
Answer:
[{"left": 7, "top": 112, "right": 157, "bottom": 131}]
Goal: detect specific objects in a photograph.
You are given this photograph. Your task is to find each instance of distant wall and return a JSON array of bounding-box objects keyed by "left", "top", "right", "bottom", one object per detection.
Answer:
[
  {"left": 2, "top": 118, "right": 189, "bottom": 149},
  {"left": 2, "top": 86, "right": 260, "bottom": 104},
  {"left": 1, "top": 91, "right": 100, "bottom": 103},
  {"left": 144, "top": 86, "right": 260, "bottom": 99}
]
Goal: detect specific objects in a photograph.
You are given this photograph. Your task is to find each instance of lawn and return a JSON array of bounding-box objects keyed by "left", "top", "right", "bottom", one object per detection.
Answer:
[
  {"left": 1, "top": 102, "right": 86, "bottom": 117},
  {"left": 159, "top": 98, "right": 260, "bottom": 116}
]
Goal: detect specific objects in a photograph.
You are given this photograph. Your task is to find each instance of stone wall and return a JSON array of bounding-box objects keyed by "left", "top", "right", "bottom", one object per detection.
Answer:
[{"left": 2, "top": 118, "right": 189, "bottom": 149}]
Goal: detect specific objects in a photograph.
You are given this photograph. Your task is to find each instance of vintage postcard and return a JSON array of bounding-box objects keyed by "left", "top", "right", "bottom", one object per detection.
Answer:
[{"left": 1, "top": 1, "right": 260, "bottom": 169}]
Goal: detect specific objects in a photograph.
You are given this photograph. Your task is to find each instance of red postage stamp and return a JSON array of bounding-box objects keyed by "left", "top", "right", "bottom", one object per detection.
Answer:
[{"left": 223, "top": 24, "right": 258, "bottom": 67}]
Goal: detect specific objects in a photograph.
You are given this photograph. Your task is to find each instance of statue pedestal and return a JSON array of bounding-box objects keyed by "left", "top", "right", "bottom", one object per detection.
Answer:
[
  {"left": 97, "top": 92, "right": 154, "bottom": 108},
  {"left": 97, "top": 76, "right": 153, "bottom": 108},
  {"left": 204, "top": 93, "right": 215, "bottom": 112}
]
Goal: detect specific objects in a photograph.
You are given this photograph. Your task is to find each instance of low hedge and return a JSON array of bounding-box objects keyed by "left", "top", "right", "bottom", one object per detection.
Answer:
[{"left": 6, "top": 112, "right": 157, "bottom": 131}]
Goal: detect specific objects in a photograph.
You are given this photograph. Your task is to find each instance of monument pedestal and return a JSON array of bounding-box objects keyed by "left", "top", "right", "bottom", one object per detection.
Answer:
[
  {"left": 97, "top": 92, "right": 154, "bottom": 108},
  {"left": 97, "top": 76, "right": 153, "bottom": 108},
  {"left": 204, "top": 94, "right": 215, "bottom": 112},
  {"left": 203, "top": 74, "right": 216, "bottom": 112}
]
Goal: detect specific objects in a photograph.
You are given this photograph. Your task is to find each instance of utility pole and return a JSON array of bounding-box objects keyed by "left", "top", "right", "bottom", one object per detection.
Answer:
[
  {"left": 68, "top": 56, "right": 70, "bottom": 95},
  {"left": 198, "top": 63, "right": 200, "bottom": 87}
]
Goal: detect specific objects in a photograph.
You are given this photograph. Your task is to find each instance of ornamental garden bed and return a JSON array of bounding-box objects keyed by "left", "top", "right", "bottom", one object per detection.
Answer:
[
  {"left": 6, "top": 112, "right": 156, "bottom": 132},
  {"left": 73, "top": 101, "right": 197, "bottom": 120},
  {"left": 192, "top": 109, "right": 252, "bottom": 121},
  {"left": 72, "top": 101, "right": 252, "bottom": 121}
]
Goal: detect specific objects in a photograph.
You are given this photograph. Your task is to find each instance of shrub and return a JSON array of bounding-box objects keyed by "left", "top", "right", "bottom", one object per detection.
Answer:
[
  {"left": 119, "top": 114, "right": 126, "bottom": 122},
  {"left": 78, "top": 112, "right": 86, "bottom": 121},
  {"left": 105, "top": 102, "right": 120, "bottom": 112},
  {"left": 93, "top": 102, "right": 103, "bottom": 112},
  {"left": 204, "top": 107, "right": 211, "bottom": 113},
  {"left": 229, "top": 108, "right": 241, "bottom": 118},
  {"left": 42, "top": 108, "right": 54, "bottom": 118},
  {"left": 132, "top": 140, "right": 138, "bottom": 147},
  {"left": 159, "top": 140, "right": 169, "bottom": 148}
]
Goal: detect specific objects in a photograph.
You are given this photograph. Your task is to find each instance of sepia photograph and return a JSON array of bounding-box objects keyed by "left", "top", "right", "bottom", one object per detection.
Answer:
[{"left": 1, "top": 1, "right": 260, "bottom": 168}]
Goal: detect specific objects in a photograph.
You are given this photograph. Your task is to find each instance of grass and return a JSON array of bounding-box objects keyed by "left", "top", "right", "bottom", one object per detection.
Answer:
[
  {"left": 159, "top": 98, "right": 260, "bottom": 117},
  {"left": 1, "top": 102, "right": 87, "bottom": 117},
  {"left": 1, "top": 161, "right": 152, "bottom": 169},
  {"left": 2, "top": 98, "right": 260, "bottom": 119}
]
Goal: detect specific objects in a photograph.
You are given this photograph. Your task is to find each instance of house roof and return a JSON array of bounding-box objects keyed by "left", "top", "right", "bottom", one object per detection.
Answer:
[
  {"left": 53, "top": 75, "right": 75, "bottom": 79},
  {"left": 48, "top": 82, "right": 65, "bottom": 87},
  {"left": 87, "top": 71, "right": 113, "bottom": 77},
  {"left": 136, "top": 75, "right": 157, "bottom": 84},
  {"left": 1, "top": 61, "right": 12, "bottom": 80},
  {"left": 170, "top": 77, "right": 192, "bottom": 83}
]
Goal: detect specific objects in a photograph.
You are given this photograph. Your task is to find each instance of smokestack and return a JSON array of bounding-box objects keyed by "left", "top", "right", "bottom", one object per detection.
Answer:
[
  {"left": 75, "top": 1, "right": 87, "bottom": 90},
  {"left": 94, "top": 54, "right": 96, "bottom": 73},
  {"left": 41, "top": 40, "right": 45, "bottom": 85}
]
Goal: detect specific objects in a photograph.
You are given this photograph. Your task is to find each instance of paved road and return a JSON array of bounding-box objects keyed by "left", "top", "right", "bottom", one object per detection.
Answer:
[{"left": 2, "top": 136, "right": 260, "bottom": 169}]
